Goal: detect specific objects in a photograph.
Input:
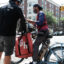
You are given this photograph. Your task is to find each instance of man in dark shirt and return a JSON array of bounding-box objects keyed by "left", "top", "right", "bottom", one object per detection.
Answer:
[{"left": 0, "top": 0, "right": 26, "bottom": 64}]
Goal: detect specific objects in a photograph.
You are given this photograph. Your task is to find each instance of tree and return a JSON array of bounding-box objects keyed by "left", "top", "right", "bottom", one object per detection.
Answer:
[
  {"left": 60, "top": 17, "right": 64, "bottom": 27},
  {"left": 43, "top": 11, "right": 58, "bottom": 31},
  {"left": 60, "top": 17, "right": 64, "bottom": 31},
  {"left": 60, "top": 17, "right": 64, "bottom": 21},
  {"left": 44, "top": 11, "right": 57, "bottom": 26}
]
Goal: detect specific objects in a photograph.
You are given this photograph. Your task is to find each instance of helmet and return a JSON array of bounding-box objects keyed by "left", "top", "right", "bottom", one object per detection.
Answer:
[{"left": 9, "top": 0, "right": 22, "bottom": 3}]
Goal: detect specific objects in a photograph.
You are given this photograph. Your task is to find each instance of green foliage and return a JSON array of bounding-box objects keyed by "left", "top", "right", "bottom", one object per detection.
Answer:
[
  {"left": 60, "top": 17, "right": 64, "bottom": 25},
  {"left": 44, "top": 11, "right": 57, "bottom": 25},
  {"left": 60, "top": 17, "right": 64, "bottom": 21}
]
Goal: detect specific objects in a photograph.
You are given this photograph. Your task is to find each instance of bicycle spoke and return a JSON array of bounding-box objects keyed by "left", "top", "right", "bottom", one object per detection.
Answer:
[
  {"left": 45, "top": 47, "right": 64, "bottom": 64},
  {"left": 61, "top": 43, "right": 64, "bottom": 59},
  {"left": 45, "top": 61, "right": 58, "bottom": 64},
  {"left": 49, "top": 59, "right": 57, "bottom": 62},
  {"left": 50, "top": 50, "right": 61, "bottom": 60}
]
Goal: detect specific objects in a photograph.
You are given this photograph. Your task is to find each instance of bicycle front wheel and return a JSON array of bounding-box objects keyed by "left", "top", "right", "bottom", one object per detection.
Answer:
[{"left": 45, "top": 46, "right": 64, "bottom": 64}]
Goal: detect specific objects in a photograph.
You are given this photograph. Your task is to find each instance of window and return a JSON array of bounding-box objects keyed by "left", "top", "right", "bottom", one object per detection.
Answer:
[
  {"left": 29, "top": 11, "right": 31, "bottom": 14},
  {"left": 42, "top": 0, "right": 43, "bottom": 8},
  {"left": 56, "top": 7, "right": 58, "bottom": 11},
  {"left": 22, "top": 1, "right": 24, "bottom": 5},
  {"left": 29, "top": 3, "right": 32, "bottom": 7},
  {"left": 49, "top": 4, "right": 51, "bottom": 8},
  {"left": 45, "top": 0, "right": 47, "bottom": 5},
  {"left": 42, "top": 0, "right": 43, "bottom": 4},
  {"left": 52, "top": 5, "right": 54, "bottom": 9},
  {"left": 33, "top": 16, "right": 36, "bottom": 20},
  {"left": 29, "top": 16, "right": 31, "bottom": 19},
  {"left": 45, "top": 6, "right": 47, "bottom": 10},
  {"left": 29, "top": 9, "right": 32, "bottom": 14},
  {"left": 51, "top": 10, "right": 54, "bottom": 14}
]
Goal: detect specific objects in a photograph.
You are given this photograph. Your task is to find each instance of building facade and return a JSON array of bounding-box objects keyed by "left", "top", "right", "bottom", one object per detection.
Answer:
[
  {"left": 61, "top": 11, "right": 64, "bottom": 17},
  {"left": 27, "top": 0, "right": 38, "bottom": 20},
  {"left": 22, "top": 0, "right": 38, "bottom": 21},
  {"left": 21, "top": 0, "right": 27, "bottom": 18},
  {"left": 39, "top": 0, "right": 60, "bottom": 21},
  {"left": 22, "top": 0, "right": 64, "bottom": 21}
]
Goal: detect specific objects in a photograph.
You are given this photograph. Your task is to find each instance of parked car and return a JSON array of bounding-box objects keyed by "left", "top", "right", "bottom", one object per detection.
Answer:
[{"left": 53, "top": 31, "right": 64, "bottom": 36}]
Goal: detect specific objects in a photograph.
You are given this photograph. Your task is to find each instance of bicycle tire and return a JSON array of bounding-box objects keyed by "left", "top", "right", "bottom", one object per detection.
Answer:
[{"left": 44, "top": 46, "right": 64, "bottom": 62}]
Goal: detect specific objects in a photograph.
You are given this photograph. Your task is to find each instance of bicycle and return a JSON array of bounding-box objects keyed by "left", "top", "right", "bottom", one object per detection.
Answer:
[
  {"left": 11, "top": 31, "right": 64, "bottom": 64},
  {"left": 11, "top": 23, "right": 64, "bottom": 64}
]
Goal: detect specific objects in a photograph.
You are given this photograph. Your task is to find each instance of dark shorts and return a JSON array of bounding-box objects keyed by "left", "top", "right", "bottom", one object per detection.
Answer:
[{"left": 0, "top": 36, "right": 15, "bottom": 56}]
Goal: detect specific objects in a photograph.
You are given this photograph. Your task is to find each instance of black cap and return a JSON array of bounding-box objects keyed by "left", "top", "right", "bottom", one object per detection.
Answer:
[{"left": 33, "top": 4, "right": 43, "bottom": 10}]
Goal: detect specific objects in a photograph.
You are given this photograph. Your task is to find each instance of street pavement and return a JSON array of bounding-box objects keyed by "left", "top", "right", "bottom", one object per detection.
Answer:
[
  {"left": 0, "top": 52, "right": 32, "bottom": 64},
  {"left": 1, "top": 36, "right": 64, "bottom": 64}
]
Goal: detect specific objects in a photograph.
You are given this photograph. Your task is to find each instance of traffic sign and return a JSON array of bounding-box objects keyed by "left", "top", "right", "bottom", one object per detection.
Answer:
[{"left": 60, "top": 6, "right": 64, "bottom": 11}]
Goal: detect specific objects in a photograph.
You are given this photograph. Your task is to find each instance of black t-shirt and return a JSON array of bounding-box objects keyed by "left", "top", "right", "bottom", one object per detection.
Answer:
[{"left": 0, "top": 3, "right": 26, "bottom": 36}]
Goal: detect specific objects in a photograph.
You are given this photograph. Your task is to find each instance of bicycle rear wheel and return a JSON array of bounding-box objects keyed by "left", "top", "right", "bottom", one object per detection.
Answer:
[{"left": 45, "top": 46, "right": 64, "bottom": 64}]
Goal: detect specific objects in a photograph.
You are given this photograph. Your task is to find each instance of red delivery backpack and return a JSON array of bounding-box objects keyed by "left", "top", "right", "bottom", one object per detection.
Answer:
[{"left": 15, "top": 32, "right": 33, "bottom": 58}]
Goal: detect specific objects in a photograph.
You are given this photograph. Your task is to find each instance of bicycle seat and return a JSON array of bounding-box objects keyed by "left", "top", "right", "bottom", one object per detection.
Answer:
[
  {"left": 37, "top": 32, "right": 53, "bottom": 38},
  {"left": 47, "top": 34, "right": 53, "bottom": 38},
  {"left": 38, "top": 32, "right": 44, "bottom": 36}
]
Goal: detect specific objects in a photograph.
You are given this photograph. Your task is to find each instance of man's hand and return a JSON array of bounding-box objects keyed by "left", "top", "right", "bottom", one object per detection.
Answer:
[{"left": 26, "top": 19, "right": 36, "bottom": 25}]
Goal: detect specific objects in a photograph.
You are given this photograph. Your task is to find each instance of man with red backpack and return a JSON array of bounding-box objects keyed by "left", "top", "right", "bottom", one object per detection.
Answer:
[{"left": 27, "top": 4, "right": 49, "bottom": 64}]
